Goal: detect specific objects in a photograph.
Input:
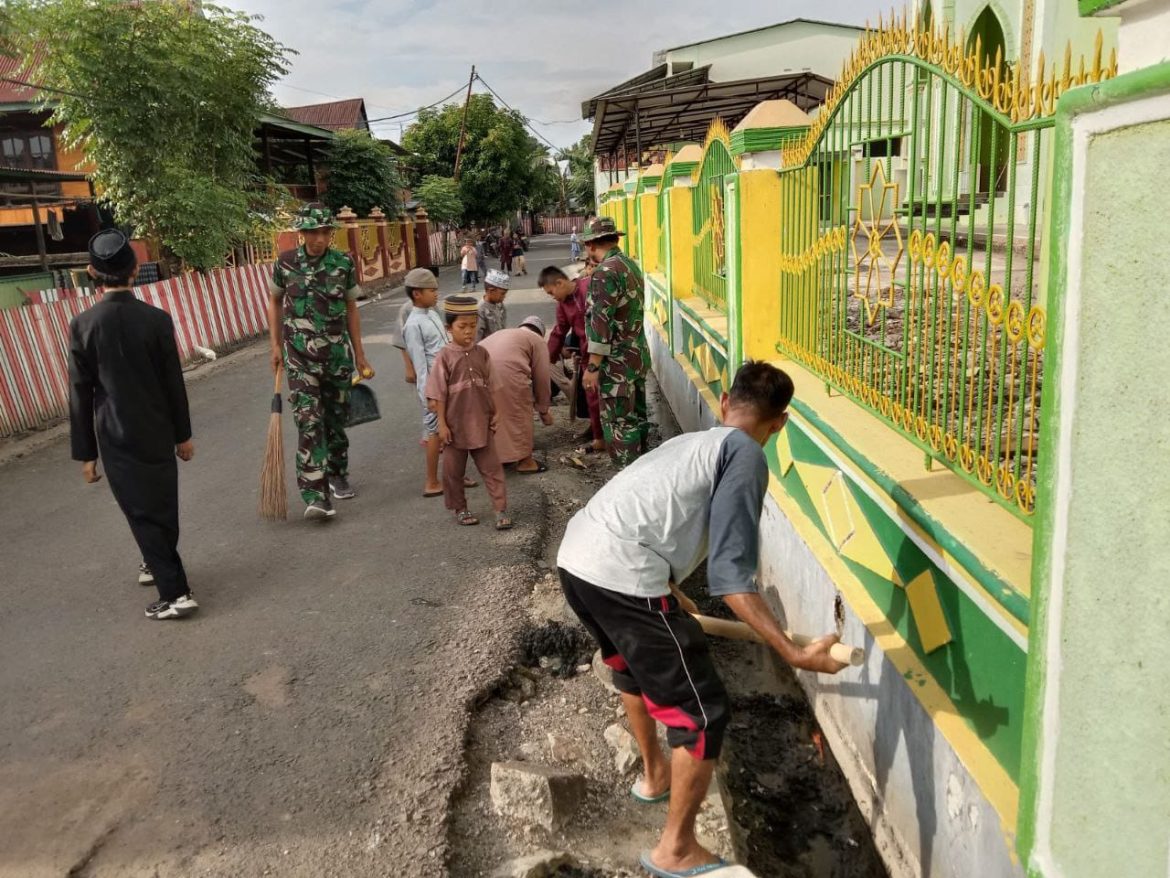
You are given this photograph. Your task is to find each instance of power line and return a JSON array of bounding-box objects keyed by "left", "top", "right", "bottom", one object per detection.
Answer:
[
  {"left": 365, "top": 83, "right": 470, "bottom": 124},
  {"left": 472, "top": 73, "right": 563, "bottom": 154},
  {"left": 0, "top": 75, "right": 87, "bottom": 100}
]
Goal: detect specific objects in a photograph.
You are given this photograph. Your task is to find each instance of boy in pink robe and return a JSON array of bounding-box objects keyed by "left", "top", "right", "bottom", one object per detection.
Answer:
[
  {"left": 479, "top": 317, "right": 553, "bottom": 473},
  {"left": 425, "top": 295, "right": 511, "bottom": 529}
]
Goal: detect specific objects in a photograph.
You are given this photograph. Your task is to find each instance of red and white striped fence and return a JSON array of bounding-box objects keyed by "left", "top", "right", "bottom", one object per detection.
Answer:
[
  {"left": 0, "top": 263, "right": 273, "bottom": 437},
  {"left": 522, "top": 215, "right": 589, "bottom": 236}
]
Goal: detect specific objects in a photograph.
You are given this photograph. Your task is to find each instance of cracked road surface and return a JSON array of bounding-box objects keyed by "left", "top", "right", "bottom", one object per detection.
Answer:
[{"left": 0, "top": 240, "right": 571, "bottom": 876}]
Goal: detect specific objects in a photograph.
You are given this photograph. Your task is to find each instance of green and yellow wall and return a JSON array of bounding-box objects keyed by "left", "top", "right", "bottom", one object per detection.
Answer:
[{"left": 598, "top": 5, "right": 1167, "bottom": 874}]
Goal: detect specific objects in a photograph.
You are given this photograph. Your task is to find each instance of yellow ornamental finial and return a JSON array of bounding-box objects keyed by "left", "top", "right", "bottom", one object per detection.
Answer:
[{"left": 706, "top": 118, "right": 731, "bottom": 149}]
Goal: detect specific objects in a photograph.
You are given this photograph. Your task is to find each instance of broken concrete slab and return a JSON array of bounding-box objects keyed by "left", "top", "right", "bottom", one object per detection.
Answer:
[
  {"left": 546, "top": 732, "right": 587, "bottom": 764},
  {"left": 490, "top": 849, "right": 578, "bottom": 878},
  {"left": 489, "top": 761, "right": 585, "bottom": 831},
  {"left": 604, "top": 723, "right": 641, "bottom": 774}
]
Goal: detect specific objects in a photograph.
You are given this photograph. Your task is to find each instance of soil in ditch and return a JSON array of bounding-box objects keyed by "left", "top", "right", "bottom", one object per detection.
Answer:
[{"left": 682, "top": 567, "right": 889, "bottom": 878}]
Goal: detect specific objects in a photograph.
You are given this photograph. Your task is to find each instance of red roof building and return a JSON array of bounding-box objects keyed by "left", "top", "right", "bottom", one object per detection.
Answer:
[{"left": 283, "top": 98, "right": 369, "bottom": 132}]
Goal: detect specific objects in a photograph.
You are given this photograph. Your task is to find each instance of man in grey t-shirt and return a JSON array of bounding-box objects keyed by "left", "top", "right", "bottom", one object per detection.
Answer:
[{"left": 557, "top": 361, "right": 846, "bottom": 878}]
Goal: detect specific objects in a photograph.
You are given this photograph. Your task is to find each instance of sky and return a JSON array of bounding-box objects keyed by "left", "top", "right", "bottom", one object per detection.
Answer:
[{"left": 230, "top": 0, "right": 896, "bottom": 153}]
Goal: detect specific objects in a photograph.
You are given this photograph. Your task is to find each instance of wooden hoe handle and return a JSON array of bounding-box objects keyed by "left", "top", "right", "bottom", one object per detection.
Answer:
[{"left": 691, "top": 613, "right": 865, "bottom": 667}]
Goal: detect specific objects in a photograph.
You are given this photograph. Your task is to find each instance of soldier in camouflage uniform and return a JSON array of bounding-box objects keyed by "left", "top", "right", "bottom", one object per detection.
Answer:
[
  {"left": 268, "top": 203, "right": 373, "bottom": 520},
  {"left": 580, "top": 217, "right": 651, "bottom": 467}
]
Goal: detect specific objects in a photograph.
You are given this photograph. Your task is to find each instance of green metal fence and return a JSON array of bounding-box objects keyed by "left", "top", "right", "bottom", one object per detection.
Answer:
[
  {"left": 774, "top": 22, "right": 1116, "bottom": 520},
  {"left": 691, "top": 123, "right": 736, "bottom": 311}
]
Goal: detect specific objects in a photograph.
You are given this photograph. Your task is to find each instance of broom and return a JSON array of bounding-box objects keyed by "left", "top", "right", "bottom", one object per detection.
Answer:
[{"left": 258, "top": 366, "right": 288, "bottom": 521}]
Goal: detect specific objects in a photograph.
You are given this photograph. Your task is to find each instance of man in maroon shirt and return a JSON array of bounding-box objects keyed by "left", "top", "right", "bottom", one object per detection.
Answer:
[{"left": 540, "top": 265, "right": 604, "bottom": 454}]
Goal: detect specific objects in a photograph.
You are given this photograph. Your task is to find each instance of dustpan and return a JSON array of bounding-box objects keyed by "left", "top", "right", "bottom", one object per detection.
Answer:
[{"left": 347, "top": 378, "right": 381, "bottom": 427}]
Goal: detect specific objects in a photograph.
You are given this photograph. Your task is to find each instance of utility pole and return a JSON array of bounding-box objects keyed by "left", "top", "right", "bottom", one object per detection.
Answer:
[{"left": 453, "top": 64, "right": 476, "bottom": 182}]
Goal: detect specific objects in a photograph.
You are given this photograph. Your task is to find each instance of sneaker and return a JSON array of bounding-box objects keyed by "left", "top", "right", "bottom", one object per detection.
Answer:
[
  {"left": 145, "top": 593, "right": 199, "bottom": 620},
  {"left": 304, "top": 498, "right": 337, "bottom": 520},
  {"left": 138, "top": 563, "right": 154, "bottom": 586},
  {"left": 329, "top": 476, "right": 356, "bottom": 500}
]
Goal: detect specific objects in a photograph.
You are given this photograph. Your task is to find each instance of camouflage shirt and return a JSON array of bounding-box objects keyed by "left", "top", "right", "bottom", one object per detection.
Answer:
[
  {"left": 270, "top": 246, "right": 359, "bottom": 372},
  {"left": 586, "top": 246, "right": 649, "bottom": 397}
]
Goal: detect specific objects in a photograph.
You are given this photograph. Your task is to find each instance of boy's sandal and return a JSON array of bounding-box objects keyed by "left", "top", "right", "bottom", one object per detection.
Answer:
[
  {"left": 464, "top": 477, "right": 479, "bottom": 488},
  {"left": 495, "top": 512, "right": 514, "bottom": 530},
  {"left": 455, "top": 510, "right": 479, "bottom": 526},
  {"left": 573, "top": 444, "right": 603, "bottom": 456},
  {"left": 516, "top": 461, "right": 548, "bottom": 474}
]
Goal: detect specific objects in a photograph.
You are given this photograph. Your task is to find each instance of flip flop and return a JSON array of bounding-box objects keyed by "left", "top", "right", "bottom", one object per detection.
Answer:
[
  {"left": 423, "top": 489, "right": 443, "bottom": 498},
  {"left": 639, "top": 852, "right": 730, "bottom": 878},
  {"left": 515, "top": 461, "right": 548, "bottom": 475},
  {"left": 630, "top": 781, "right": 671, "bottom": 804},
  {"left": 574, "top": 444, "right": 603, "bottom": 456},
  {"left": 464, "top": 478, "right": 479, "bottom": 488}
]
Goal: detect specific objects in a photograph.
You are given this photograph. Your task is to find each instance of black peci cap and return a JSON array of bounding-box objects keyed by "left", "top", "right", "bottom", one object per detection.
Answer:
[{"left": 88, "top": 229, "right": 137, "bottom": 274}]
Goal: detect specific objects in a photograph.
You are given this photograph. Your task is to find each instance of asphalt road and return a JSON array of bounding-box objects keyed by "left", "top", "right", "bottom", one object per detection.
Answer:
[{"left": 0, "top": 235, "right": 577, "bottom": 877}]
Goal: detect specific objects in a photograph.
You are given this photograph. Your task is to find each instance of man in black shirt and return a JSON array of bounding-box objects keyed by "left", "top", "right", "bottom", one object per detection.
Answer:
[{"left": 69, "top": 230, "right": 198, "bottom": 620}]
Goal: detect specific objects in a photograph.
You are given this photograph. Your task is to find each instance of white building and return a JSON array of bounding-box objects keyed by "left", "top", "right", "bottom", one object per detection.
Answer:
[{"left": 585, "top": 19, "right": 864, "bottom": 200}]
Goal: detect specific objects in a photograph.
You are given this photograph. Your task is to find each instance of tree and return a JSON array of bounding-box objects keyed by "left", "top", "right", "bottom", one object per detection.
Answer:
[
  {"left": 401, "top": 94, "right": 548, "bottom": 226},
  {"left": 13, "top": 0, "right": 290, "bottom": 270},
  {"left": 322, "top": 129, "right": 403, "bottom": 217},
  {"left": 415, "top": 175, "right": 463, "bottom": 264},
  {"left": 560, "top": 135, "right": 597, "bottom": 214}
]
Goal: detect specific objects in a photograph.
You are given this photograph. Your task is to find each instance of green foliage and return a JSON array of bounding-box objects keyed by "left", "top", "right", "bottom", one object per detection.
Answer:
[
  {"left": 560, "top": 135, "right": 597, "bottom": 214},
  {"left": 14, "top": 0, "right": 290, "bottom": 269},
  {"left": 401, "top": 94, "right": 549, "bottom": 225},
  {"left": 414, "top": 175, "right": 463, "bottom": 227},
  {"left": 522, "top": 157, "right": 563, "bottom": 215},
  {"left": 322, "top": 129, "right": 403, "bottom": 217}
]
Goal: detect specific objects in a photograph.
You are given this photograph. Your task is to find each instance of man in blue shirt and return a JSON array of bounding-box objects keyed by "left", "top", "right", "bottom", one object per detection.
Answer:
[{"left": 558, "top": 361, "right": 847, "bottom": 877}]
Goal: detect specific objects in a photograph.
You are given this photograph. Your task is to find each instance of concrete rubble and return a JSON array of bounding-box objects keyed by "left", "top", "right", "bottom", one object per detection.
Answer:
[
  {"left": 489, "top": 761, "right": 585, "bottom": 831},
  {"left": 490, "top": 849, "right": 579, "bottom": 878},
  {"left": 603, "top": 723, "right": 641, "bottom": 774}
]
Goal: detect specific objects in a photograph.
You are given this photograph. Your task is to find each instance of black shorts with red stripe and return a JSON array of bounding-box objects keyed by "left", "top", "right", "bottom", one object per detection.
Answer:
[{"left": 559, "top": 567, "right": 730, "bottom": 761}]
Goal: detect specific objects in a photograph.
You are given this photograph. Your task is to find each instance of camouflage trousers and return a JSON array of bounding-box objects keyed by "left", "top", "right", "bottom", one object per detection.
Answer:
[
  {"left": 288, "top": 367, "right": 351, "bottom": 505},
  {"left": 599, "top": 378, "right": 649, "bottom": 468}
]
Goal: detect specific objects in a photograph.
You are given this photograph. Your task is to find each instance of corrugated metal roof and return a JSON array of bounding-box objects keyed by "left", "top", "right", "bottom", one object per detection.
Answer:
[
  {"left": 283, "top": 99, "right": 368, "bottom": 131},
  {"left": 0, "top": 164, "right": 88, "bottom": 182},
  {"left": 0, "top": 48, "right": 47, "bottom": 106}
]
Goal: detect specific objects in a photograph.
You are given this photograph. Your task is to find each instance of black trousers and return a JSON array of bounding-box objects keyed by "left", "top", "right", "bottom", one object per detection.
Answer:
[{"left": 103, "top": 446, "right": 188, "bottom": 602}]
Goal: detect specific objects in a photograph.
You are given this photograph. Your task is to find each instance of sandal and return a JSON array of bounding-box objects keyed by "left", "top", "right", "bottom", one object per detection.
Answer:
[
  {"left": 455, "top": 510, "right": 479, "bottom": 526},
  {"left": 573, "top": 444, "right": 603, "bottom": 456},
  {"left": 515, "top": 461, "right": 548, "bottom": 474},
  {"left": 495, "top": 512, "right": 514, "bottom": 530},
  {"left": 464, "top": 477, "right": 479, "bottom": 488}
]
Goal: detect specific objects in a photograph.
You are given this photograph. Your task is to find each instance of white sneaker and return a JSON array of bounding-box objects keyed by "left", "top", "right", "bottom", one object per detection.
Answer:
[
  {"left": 145, "top": 593, "right": 199, "bottom": 620},
  {"left": 138, "top": 563, "right": 154, "bottom": 585}
]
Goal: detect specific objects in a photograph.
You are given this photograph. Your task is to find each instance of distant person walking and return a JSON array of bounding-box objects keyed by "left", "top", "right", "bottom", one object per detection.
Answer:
[
  {"left": 69, "top": 229, "right": 198, "bottom": 621},
  {"left": 475, "top": 235, "right": 487, "bottom": 278},
  {"left": 569, "top": 227, "right": 581, "bottom": 261},
  {"left": 498, "top": 233, "right": 514, "bottom": 274},
  {"left": 460, "top": 238, "right": 479, "bottom": 292},
  {"left": 513, "top": 231, "right": 529, "bottom": 276}
]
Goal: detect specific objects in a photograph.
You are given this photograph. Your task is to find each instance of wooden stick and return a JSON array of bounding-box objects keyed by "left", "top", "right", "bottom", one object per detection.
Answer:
[{"left": 691, "top": 613, "right": 864, "bottom": 667}]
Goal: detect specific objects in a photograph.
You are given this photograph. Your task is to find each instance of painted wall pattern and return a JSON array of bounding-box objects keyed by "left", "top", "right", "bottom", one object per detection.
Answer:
[{"left": 601, "top": 10, "right": 1117, "bottom": 864}]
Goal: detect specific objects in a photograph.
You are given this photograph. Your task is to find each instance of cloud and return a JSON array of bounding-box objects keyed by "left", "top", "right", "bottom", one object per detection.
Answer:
[{"left": 234, "top": 0, "right": 894, "bottom": 149}]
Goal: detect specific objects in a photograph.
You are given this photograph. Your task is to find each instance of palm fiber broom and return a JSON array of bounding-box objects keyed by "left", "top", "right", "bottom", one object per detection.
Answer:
[{"left": 258, "top": 367, "right": 288, "bottom": 521}]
